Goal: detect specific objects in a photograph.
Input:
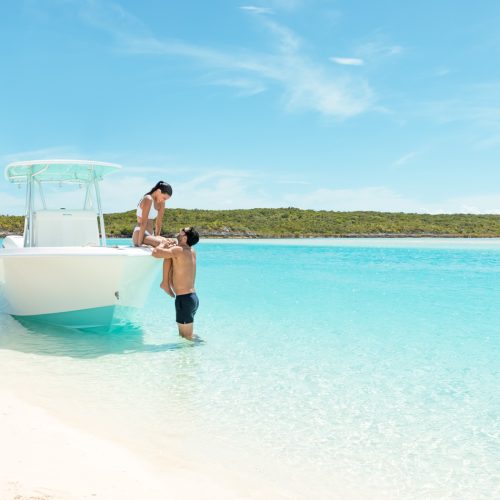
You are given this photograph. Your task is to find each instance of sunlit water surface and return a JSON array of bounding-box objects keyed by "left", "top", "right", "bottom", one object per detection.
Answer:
[{"left": 0, "top": 238, "right": 499, "bottom": 499}]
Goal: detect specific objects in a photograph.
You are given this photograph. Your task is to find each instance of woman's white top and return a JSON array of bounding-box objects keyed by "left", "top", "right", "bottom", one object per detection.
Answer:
[{"left": 136, "top": 195, "right": 159, "bottom": 220}]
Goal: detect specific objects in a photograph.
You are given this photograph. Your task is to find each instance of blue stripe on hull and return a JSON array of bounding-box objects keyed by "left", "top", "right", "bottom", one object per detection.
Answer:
[{"left": 13, "top": 305, "right": 132, "bottom": 331}]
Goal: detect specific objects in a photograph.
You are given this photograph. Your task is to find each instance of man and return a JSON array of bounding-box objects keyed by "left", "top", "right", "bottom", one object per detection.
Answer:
[{"left": 151, "top": 227, "right": 200, "bottom": 340}]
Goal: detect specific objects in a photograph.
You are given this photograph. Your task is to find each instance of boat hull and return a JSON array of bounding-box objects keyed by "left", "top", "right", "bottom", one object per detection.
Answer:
[
  {"left": 14, "top": 305, "right": 119, "bottom": 329},
  {"left": 0, "top": 246, "right": 161, "bottom": 329}
]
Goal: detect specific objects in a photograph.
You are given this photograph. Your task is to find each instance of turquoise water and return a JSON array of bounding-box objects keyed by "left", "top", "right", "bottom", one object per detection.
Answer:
[{"left": 0, "top": 238, "right": 499, "bottom": 498}]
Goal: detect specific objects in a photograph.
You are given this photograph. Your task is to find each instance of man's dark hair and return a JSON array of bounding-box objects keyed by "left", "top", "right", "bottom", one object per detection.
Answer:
[{"left": 185, "top": 227, "right": 200, "bottom": 247}]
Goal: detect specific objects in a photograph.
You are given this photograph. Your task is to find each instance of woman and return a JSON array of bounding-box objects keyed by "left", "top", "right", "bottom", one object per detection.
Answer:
[{"left": 133, "top": 181, "right": 173, "bottom": 247}]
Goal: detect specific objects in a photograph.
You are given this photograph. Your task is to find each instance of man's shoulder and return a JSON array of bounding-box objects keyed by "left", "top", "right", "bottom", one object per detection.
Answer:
[
  {"left": 176, "top": 246, "right": 195, "bottom": 258},
  {"left": 171, "top": 245, "right": 185, "bottom": 255}
]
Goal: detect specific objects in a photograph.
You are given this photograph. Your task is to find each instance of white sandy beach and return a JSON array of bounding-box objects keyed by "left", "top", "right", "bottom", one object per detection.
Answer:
[{"left": 0, "top": 389, "right": 255, "bottom": 500}]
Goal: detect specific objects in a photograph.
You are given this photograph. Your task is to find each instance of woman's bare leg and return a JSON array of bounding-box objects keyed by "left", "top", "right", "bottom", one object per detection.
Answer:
[
  {"left": 132, "top": 230, "right": 140, "bottom": 246},
  {"left": 160, "top": 259, "right": 174, "bottom": 297}
]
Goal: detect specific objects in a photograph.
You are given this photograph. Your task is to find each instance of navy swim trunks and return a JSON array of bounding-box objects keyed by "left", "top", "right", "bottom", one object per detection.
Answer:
[{"left": 175, "top": 293, "right": 199, "bottom": 324}]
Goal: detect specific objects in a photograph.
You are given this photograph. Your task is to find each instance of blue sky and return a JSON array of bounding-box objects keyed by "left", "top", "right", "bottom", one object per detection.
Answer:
[{"left": 1, "top": 0, "right": 500, "bottom": 214}]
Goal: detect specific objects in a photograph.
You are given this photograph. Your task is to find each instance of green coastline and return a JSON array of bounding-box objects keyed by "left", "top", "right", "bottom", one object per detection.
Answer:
[{"left": 2, "top": 208, "right": 500, "bottom": 238}]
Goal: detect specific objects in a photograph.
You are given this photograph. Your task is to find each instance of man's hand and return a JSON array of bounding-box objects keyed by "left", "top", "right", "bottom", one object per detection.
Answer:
[
  {"left": 160, "top": 281, "right": 175, "bottom": 297},
  {"left": 151, "top": 248, "right": 163, "bottom": 258}
]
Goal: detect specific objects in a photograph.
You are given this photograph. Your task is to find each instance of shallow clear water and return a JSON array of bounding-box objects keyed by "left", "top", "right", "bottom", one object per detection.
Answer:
[{"left": 1, "top": 238, "right": 499, "bottom": 499}]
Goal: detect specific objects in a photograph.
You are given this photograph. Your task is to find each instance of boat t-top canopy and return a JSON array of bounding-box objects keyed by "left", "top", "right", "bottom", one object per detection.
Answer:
[
  {"left": 4, "top": 159, "right": 121, "bottom": 248},
  {"left": 5, "top": 159, "right": 121, "bottom": 184}
]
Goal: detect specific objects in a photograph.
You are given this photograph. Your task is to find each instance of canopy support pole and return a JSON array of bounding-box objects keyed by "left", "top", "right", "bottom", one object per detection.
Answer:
[
  {"left": 27, "top": 169, "right": 34, "bottom": 247},
  {"left": 93, "top": 172, "right": 107, "bottom": 247}
]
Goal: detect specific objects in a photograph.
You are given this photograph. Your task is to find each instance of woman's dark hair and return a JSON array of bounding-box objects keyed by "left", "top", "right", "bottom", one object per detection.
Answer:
[
  {"left": 184, "top": 227, "right": 200, "bottom": 247},
  {"left": 146, "top": 181, "right": 172, "bottom": 197}
]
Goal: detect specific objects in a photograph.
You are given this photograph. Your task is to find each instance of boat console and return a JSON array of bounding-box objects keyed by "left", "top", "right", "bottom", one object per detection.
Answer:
[{"left": 32, "top": 209, "right": 99, "bottom": 247}]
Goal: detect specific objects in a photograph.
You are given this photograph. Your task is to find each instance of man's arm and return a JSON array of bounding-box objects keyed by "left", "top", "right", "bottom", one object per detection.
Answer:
[
  {"left": 161, "top": 258, "right": 175, "bottom": 297},
  {"left": 168, "top": 264, "right": 174, "bottom": 290},
  {"left": 151, "top": 245, "right": 180, "bottom": 259}
]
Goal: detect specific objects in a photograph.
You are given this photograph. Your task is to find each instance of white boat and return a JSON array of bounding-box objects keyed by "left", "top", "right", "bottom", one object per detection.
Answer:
[{"left": 0, "top": 159, "right": 161, "bottom": 330}]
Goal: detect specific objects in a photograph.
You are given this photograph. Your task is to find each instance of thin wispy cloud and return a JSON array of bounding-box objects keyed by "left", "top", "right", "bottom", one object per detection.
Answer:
[
  {"left": 240, "top": 5, "right": 273, "bottom": 15},
  {"left": 256, "top": 17, "right": 374, "bottom": 116},
  {"left": 287, "top": 186, "right": 500, "bottom": 214},
  {"left": 267, "top": 0, "right": 304, "bottom": 11},
  {"left": 0, "top": 191, "right": 26, "bottom": 215},
  {"left": 435, "top": 67, "right": 451, "bottom": 77},
  {"left": 100, "top": 174, "right": 153, "bottom": 213},
  {"left": 209, "top": 77, "right": 266, "bottom": 96},
  {"left": 415, "top": 83, "right": 500, "bottom": 148},
  {"left": 393, "top": 151, "right": 417, "bottom": 167},
  {"left": 77, "top": 0, "right": 374, "bottom": 118},
  {"left": 355, "top": 34, "right": 404, "bottom": 61},
  {"left": 0, "top": 146, "right": 82, "bottom": 164},
  {"left": 123, "top": 166, "right": 199, "bottom": 176},
  {"left": 78, "top": 0, "right": 150, "bottom": 41},
  {"left": 446, "top": 193, "right": 500, "bottom": 214},
  {"left": 277, "top": 179, "right": 310, "bottom": 185},
  {"left": 288, "top": 186, "right": 415, "bottom": 212},
  {"left": 475, "top": 134, "right": 500, "bottom": 149},
  {"left": 173, "top": 171, "right": 276, "bottom": 209},
  {"left": 330, "top": 57, "right": 364, "bottom": 66}
]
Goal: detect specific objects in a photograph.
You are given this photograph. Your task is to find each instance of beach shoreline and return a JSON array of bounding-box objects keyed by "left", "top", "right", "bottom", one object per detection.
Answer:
[{"left": 0, "top": 389, "right": 253, "bottom": 500}]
